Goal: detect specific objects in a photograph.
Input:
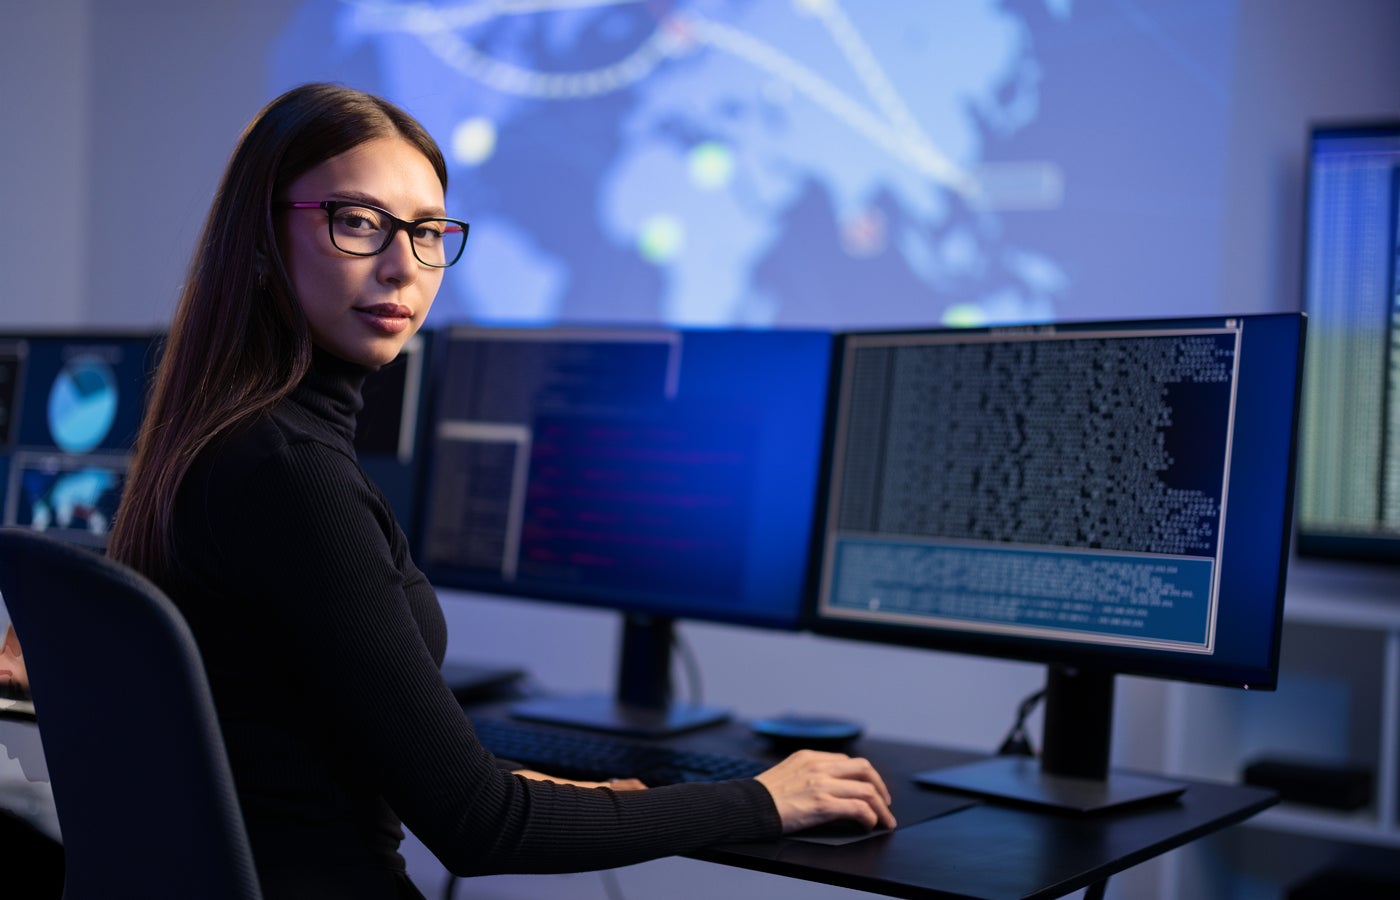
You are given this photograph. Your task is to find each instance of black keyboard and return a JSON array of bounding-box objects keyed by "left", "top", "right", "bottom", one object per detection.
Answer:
[{"left": 473, "top": 717, "right": 769, "bottom": 786}]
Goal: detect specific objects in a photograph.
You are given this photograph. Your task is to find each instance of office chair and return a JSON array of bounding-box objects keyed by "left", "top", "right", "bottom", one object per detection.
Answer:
[{"left": 0, "top": 528, "right": 263, "bottom": 900}]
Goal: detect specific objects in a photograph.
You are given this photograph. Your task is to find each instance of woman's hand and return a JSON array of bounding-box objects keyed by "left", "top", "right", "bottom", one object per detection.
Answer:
[
  {"left": 0, "top": 625, "right": 27, "bottom": 694},
  {"left": 513, "top": 769, "right": 648, "bottom": 791},
  {"left": 754, "top": 749, "right": 896, "bottom": 834}
]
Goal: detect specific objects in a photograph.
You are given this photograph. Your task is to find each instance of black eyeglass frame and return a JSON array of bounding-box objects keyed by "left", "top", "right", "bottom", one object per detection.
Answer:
[{"left": 278, "top": 200, "right": 470, "bottom": 268}]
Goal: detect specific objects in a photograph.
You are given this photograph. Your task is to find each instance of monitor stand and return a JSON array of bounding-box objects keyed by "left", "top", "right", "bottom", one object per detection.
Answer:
[
  {"left": 915, "top": 666, "right": 1186, "bottom": 814},
  {"left": 510, "top": 614, "right": 730, "bottom": 738}
]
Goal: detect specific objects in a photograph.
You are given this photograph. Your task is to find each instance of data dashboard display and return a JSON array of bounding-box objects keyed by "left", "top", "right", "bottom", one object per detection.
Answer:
[{"left": 1, "top": 335, "right": 159, "bottom": 550}]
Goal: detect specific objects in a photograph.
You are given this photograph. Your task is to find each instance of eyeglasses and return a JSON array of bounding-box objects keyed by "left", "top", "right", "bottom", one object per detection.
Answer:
[{"left": 279, "top": 200, "right": 469, "bottom": 268}]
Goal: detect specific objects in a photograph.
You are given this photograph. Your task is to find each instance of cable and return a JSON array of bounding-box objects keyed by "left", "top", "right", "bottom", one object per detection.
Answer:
[
  {"left": 669, "top": 625, "right": 705, "bottom": 706},
  {"left": 997, "top": 686, "right": 1046, "bottom": 757}
]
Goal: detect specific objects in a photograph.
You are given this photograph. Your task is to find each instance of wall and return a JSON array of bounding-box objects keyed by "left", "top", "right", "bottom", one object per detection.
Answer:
[
  {"left": 2, "top": 2, "right": 1400, "bottom": 897},
  {"left": 1220, "top": 0, "right": 1400, "bottom": 315},
  {"left": 1, "top": 0, "right": 90, "bottom": 328},
  {"left": 7, "top": 0, "right": 1395, "bottom": 331}
]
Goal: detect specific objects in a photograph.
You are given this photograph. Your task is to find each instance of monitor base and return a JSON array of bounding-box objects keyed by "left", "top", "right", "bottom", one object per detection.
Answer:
[{"left": 915, "top": 755, "right": 1187, "bottom": 814}]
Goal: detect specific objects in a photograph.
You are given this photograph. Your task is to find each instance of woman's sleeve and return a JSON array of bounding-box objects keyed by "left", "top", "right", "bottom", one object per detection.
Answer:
[{"left": 204, "top": 439, "right": 782, "bottom": 875}]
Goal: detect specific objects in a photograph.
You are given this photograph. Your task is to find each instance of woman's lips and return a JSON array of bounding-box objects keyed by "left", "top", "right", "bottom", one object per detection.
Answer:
[{"left": 355, "top": 303, "right": 413, "bottom": 334}]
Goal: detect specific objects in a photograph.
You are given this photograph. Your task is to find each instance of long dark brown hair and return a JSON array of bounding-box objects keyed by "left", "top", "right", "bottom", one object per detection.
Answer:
[{"left": 109, "top": 83, "right": 448, "bottom": 581}]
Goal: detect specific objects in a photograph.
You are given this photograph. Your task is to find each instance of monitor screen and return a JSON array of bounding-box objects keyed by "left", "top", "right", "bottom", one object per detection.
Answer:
[
  {"left": 416, "top": 325, "right": 833, "bottom": 733},
  {"left": 0, "top": 334, "right": 160, "bottom": 551},
  {"left": 811, "top": 314, "right": 1304, "bottom": 809},
  {"left": 1294, "top": 122, "right": 1400, "bottom": 564}
]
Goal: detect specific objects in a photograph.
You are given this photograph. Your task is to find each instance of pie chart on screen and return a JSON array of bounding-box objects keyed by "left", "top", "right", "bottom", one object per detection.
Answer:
[{"left": 47, "top": 354, "right": 119, "bottom": 454}]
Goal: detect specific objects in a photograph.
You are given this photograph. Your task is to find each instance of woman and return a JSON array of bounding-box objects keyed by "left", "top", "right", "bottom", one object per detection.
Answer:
[{"left": 108, "top": 83, "right": 893, "bottom": 899}]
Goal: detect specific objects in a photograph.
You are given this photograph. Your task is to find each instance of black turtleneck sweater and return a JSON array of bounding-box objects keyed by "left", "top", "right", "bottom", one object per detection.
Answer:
[{"left": 167, "top": 349, "right": 781, "bottom": 900}]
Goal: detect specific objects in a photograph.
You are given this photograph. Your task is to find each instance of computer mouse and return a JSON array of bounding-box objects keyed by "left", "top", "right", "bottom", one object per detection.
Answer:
[{"left": 750, "top": 714, "right": 863, "bottom": 753}]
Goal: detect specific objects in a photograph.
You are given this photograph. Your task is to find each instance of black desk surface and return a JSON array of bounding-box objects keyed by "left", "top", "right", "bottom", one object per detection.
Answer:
[
  {"left": 467, "top": 703, "right": 1277, "bottom": 900},
  {"left": 700, "top": 734, "right": 1275, "bottom": 899}
]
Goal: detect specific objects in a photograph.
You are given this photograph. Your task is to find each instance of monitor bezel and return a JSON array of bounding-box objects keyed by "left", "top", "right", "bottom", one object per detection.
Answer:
[{"left": 806, "top": 312, "right": 1306, "bottom": 692}]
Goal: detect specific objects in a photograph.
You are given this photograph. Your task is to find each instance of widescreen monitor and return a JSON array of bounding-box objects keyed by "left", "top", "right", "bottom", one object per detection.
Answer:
[
  {"left": 1294, "top": 121, "right": 1400, "bottom": 564},
  {"left": 416, "top": 325, "right": 833, "bottom": 734},
  {"left": 0, "top": 333, "right": 160, "bottom": 551},
  {"left": 811, "top": 313, "right": 1305, "bottom": 811}
]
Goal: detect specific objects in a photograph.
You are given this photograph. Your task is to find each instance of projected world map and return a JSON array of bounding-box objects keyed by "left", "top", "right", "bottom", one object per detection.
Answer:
[{"left": 276, "top": 0, "right": 1232, "bottom": 328}]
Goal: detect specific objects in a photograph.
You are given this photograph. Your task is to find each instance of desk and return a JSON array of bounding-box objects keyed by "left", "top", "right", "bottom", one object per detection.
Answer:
[
  {"left": 699, "top": 734, "right": 1275, "bottom": 899},
  {"left": 470, "top": 703, "right": 1277, "bottom": 900}
]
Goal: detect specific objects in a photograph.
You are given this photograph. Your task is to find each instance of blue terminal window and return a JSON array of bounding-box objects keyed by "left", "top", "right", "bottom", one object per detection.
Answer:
[
  {"left": 420, "top": 326, "right": 832, "bottom": 630},
  {"left": 417, "top": 325, "right": 833, "bottom": 735}
]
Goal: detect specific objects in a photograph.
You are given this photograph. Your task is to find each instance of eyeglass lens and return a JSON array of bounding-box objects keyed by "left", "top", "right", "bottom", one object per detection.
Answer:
[{"left": 328, "top": 204, "right": 466, "bottom": 267}]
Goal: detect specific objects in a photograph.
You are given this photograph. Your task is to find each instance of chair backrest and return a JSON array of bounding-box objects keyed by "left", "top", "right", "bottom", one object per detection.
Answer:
[{"left": 0, "top": 528, "right": 262, "bottom": 900}]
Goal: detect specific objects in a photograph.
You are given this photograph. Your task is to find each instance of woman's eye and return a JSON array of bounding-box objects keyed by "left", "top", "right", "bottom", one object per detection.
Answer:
[
  {"left": 413, "top": 224, "right": 445, "bottom": 243},
  {"left": 335, "top": 209, "right": 383, "bottom": 233}
]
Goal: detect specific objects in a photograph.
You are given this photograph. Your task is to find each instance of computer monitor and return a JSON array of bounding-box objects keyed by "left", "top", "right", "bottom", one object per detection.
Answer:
[
  {"left": 416, "top": 325, "right": 834, "bottom": 735},
  {"left": 811, "top": 313, "right": 1305, "bottom": 812},
  {"left": 356, "top": 330, "right": 435, "bottom": 541},
  {"left": 1294, "top": 121, "right": 1400, "bottom": 564},
  {"left": 0, "top": 333, "right": 161, "bottom": 551}
]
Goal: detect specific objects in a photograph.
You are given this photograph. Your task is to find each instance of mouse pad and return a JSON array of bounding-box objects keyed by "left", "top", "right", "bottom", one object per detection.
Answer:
[{"left": 784, "top": 789, "right": 977, "bottom": 845}]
